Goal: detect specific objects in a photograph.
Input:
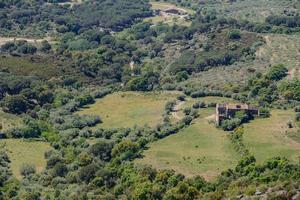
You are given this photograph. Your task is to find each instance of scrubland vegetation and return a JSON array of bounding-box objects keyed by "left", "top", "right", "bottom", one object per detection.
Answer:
[{"left": 1, "top": 0, "right": 300, "bottom": 199}]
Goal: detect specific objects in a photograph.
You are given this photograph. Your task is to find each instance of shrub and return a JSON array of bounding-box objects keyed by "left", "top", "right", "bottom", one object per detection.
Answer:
[
  {"left": 265, "top": 64, "right": 288, "bottom": 81},
  {"left": 112, "top": 140, "right": 139, "bottom": 160},
  {"left": 228, "top": 30, "right": 241, "bottom": 40},
  {"left": 93, "top": 88, "right": 111, "bottom": 99},
  {"left": 77, "top": 94, "right": 95, "bottom": 107},
  {"left": 183, "top": 107, "right": 191, "bottom": 115},
  {"left": 176, "top": 71, "right": 189, "bottom": 82},
  {"left": 89, "top": 141, "right": 112, "bottom": 161},
  {"left": 234, "top": 110, "right": 250, "bottom": 123},
  {"left": 51, "top": 163, "right": 68, "bottom": 177},
  {"left": 3, "top": 95, "right": 29, "bottom": 114},
  {"left": 20, "top": 163, "right": 36, "bottom": 177},
  {"left": 221, "top": 118, "right": 241, "bottom": 131},
  {"left": 181, "top": 116, "right": 193, "bottom": 125},
  {"left": 259, "top": 108, "right": 270, "bottom": 118},
  {"left": 295, "top": 113, "right": 300, "bottom": 121},
  {"left": 78, "top": 163, "right": 99, "bottom": 183},
  {"left": 294, "top": 106, "right": 300, "bottom": 112},
  {"left": 190, "top": 91, "right": 206, "bottom": 98},
  {"left": 165, "top": 101, "right": 176, "bottom": 113},
  {"left": 278, "top": 79, "right": 300, "bottom": 101},
  {"left": 190, "top": 109, "right": 199, "bottom": 118},
  {"left": 192, "top": 102, "right": 206, "bottom": 109},
  {"left": 177, "top": 95, "right": 186, "bottom": 101}
]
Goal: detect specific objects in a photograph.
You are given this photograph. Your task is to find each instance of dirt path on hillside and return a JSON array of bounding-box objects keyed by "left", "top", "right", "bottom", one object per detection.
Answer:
[
  {"left": 288, "top": 68, "right": 300, "bottom": 79},
  {"left": 0, "top": 37, "right": 52, "bottom": 46},
  {"left": 130, "top": 61, "right": 135, "bottom": 76},
  {"left": 47, "top": 0, "right": 83, "bottom": 7},
  {"left": 171, "top": 101, "right": 185, "bottom": 120},
  {"left": 205, "top": 114, "right": 215, "bottom": 121}
]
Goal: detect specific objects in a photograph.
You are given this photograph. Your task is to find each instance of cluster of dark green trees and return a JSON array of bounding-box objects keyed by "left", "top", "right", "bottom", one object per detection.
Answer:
[
  {"left": 0, "top": 73, "right": 54, "bottom": 115},
  {"left": 0, "top": 0, "right": 152, "bottom": 36},
  {"left": 1, "top": 0, "right": 300, "bottom": 199}
]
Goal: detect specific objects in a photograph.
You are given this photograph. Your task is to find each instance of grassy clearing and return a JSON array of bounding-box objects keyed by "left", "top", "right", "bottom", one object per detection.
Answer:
[
  {"left": 0, "top": 110, "right": 23, "bottom": 132},
  {"left": 244, "top": 109, "right": 300, "bottom": 163},
  {"left": 0, "top": 139, "right": 51, "bottom": 179},
  {"left": 78, "top": 91, "right": 180, "bottom": 128},
  {"left": 144, "top": 1, "right": 194, "bottom": 26},
  {"left": 136, "top": 107, "right": 239, "bottom": 180},
  {"left": 136, "top": 98, "right": 300, "bottom": 180}
]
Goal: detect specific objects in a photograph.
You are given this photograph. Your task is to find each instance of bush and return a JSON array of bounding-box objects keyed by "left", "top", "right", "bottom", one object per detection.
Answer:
[
  {"left": 183, "top": 107, "right": 191, "bottom": 115},
  {"left": 20, "top": 163, "right": 36, "bottom": 177},
  {"left": 165, "top": 101, "right": 176, "bottom": 113},
  {"left": 296, "top": 113, "right": 300, "bottom": 121},
  {"left": 89, "top": 141, "right": 112, "bottom": 161},
  {"left": 181, "top": 116, "right": 193, "bottom": 125},
  {"left": 221, "top": 118, "right": 241, "bottom": 131},
  {"left": 3, "top": 95, "right": 29, "bottom": 114},
  {"left": 259, "top": 108, "right": 270, "bottom": 118},
  {"left": 93, "top": 88, "right": 111, "bottom": 99},
  {"left": 265, "top": 64, "right": 288, "bottom": 81},
  {"left": 78, "top": 163, "right": 99, "bottom": 183},
  {"left": 192, "top": 102, "right": 206, "bottom": 109},
  {"left": 77, "top": 94, "right": 95, "bottom": 107},
  {"left": 190, "top": 109, "right": 199, "bottom": 118},
  {"left": 51, "top": 163, "right": 68, "bottom": 177},
  {"left": 228, "top": 30, "right": 241, "bottom": 40},
  {"left": 278, "top": 79, "right": 300, "bottom": 101},
  {"left": 234, "top": 110, "right": 250, "bottom": 123},
  {"left": 294, "top": 106, "right": 300, "bottom": 112},
  {"left": 177, "top": 95, "right": 186, "bottom": 101}
]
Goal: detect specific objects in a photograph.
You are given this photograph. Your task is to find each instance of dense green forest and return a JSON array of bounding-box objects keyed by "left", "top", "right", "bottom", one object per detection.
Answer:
[{"left": 1, "top": 0, "right": 300, "bottom": 199}]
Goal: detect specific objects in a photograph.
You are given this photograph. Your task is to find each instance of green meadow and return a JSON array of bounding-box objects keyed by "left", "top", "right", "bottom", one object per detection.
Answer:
[
  {"left": 78, "top": 91, "right": 180, "bottom": 128},
  {"left": 0, "top": 139, "right": 51, "bottom": 179}
]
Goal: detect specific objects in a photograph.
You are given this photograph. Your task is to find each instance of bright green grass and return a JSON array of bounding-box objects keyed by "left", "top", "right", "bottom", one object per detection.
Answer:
[
  {"left": 0, "top": 110, "right": 23, "bottom": 132},
  {"left": 136, "top": 108, "right": 239, "bottom": 180},
  {"left": 78, "top": 91, "right": 180, "bottom": 128},
  {"left": 244, "top": 109, "right": 300, "bottom": 163},
  {"left": 0, "top": 139, "right": 51, "bottom": 179}
]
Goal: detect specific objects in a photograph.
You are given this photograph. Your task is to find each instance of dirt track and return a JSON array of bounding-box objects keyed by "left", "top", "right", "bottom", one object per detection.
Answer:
[
  {"left": 171, "top": 101, "right": 185, "bottom": 120},
  {"left": 0, "top": 37, "right": 52, "bottom": 46}
]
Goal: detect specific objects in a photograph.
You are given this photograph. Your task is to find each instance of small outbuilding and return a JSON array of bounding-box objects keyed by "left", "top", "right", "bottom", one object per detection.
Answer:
[{"left": 216, "top": 103, "right": 259, "bottom": 125}]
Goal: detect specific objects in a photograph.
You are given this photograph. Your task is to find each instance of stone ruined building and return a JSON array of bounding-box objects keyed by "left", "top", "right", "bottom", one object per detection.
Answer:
[{"left": 216, "top": 103, "right": 259, "bottom": 125}]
